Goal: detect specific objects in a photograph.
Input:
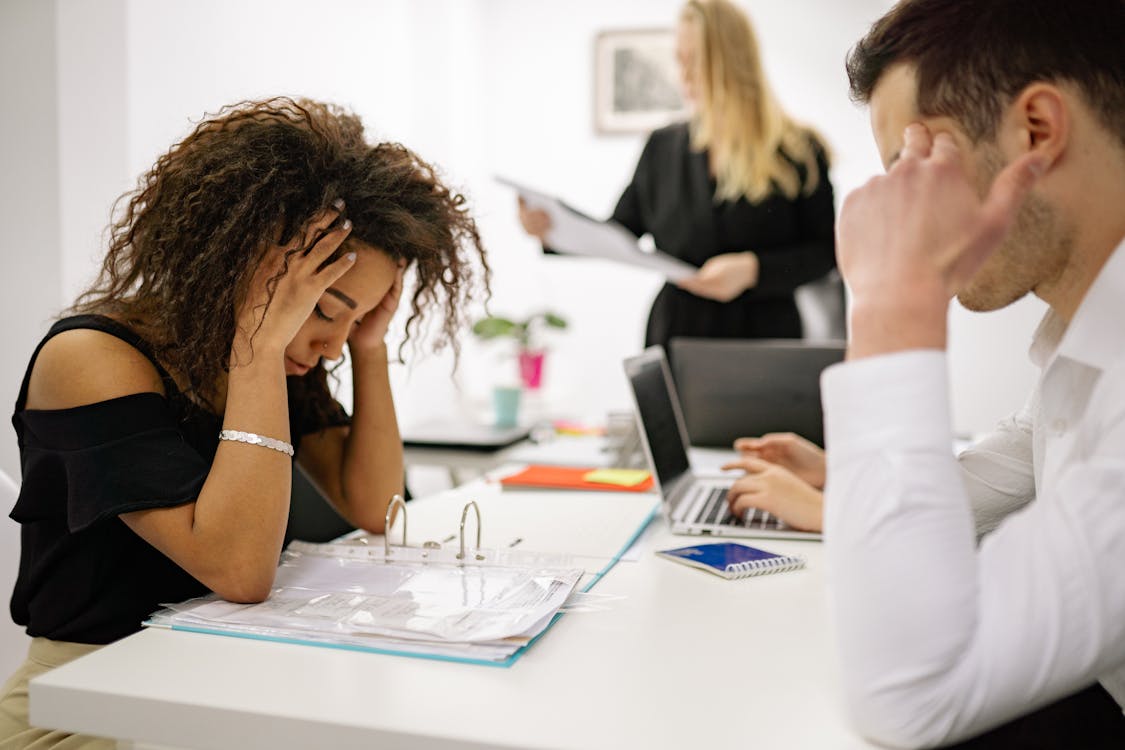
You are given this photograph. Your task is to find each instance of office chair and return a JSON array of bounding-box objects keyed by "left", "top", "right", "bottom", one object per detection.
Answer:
[{"left": 795, "top": 269, "right": 847, "bottom": 341}]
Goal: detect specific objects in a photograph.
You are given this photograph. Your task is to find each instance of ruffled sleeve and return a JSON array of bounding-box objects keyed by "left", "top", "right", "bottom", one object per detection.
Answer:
[{"left": 12, "top": 392, "right": 209, "bottom": 533}]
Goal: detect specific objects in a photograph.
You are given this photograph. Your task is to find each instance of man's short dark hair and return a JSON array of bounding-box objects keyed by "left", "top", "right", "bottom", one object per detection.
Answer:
[{"left": 847, "top": 0, "right": 1125, "bottom": 148}]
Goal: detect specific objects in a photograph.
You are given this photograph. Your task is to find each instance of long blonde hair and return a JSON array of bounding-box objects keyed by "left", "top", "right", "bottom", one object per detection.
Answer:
[{"left": 682, "top": 0, "right": 826, "bottom": 203}]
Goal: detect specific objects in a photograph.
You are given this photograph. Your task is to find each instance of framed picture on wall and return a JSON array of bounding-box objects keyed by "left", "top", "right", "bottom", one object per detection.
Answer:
[{"left": 594, "top": 29, "right": 689, "bottom": 134}]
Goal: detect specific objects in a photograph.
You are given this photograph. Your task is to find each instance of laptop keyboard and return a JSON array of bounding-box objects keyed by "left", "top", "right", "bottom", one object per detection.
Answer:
[{"left": 691, "top": 486, "right": 783, "bottom": 529}]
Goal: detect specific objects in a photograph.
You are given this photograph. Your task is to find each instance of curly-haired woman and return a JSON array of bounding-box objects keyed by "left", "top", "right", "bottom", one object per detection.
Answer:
[{"left": 0, "top": 97, "right": 489, "bottom": 748}]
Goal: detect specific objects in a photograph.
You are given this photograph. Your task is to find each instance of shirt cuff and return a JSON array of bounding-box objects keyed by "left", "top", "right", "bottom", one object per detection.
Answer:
[{"left": 821, "top": 349, "right": 953, "bottom": 458}]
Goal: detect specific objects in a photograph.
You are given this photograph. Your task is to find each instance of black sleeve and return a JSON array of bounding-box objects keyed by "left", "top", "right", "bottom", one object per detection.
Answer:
[
  {"left": 609, "top": 135, "right": 655, "bottom": 238},
  {"left": 11, "top": 393, "right": 209, "bottom": 533},
  {"left": 751, "top": 144, "right": 838, "bottom": 296}
]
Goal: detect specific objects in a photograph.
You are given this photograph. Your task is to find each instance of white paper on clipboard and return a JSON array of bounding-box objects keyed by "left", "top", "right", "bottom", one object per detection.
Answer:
[{"left": 498, "top": 175, "right": 696, "bottom": 282}]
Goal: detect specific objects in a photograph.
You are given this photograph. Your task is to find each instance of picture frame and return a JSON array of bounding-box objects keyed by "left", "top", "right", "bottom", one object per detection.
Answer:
[{"left": 594, "top": 28, "right": 689, "bottom": 134}]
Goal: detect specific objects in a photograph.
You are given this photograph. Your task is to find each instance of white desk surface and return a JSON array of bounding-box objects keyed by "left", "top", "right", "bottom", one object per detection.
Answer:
[
  {"left": 30, "top": 487, "right": 877, "bottom": 750},
  {"left": 405, "top": 433, "right": 741, "bottom": 476}
]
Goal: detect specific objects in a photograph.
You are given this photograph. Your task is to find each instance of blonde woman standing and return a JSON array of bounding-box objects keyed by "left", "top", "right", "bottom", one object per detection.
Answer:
[{"left": 520, "top": 0, "right": 835, "bottom": 352}]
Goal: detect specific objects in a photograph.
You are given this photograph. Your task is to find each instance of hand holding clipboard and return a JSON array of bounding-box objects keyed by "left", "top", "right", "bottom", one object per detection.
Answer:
[{"left": 500, "top": 176, "right": 696, "bottom": 282}]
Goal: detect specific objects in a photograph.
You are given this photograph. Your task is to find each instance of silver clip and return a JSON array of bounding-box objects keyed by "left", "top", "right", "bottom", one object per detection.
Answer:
[
  {"left": 383, "top": 494, "right": 406, "bottom": 560},
  {"left": 457, "top": 500, "right": 485, "bottom": 561}
]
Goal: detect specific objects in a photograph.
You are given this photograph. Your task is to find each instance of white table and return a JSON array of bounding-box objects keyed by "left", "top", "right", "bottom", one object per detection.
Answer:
[{"left": 29, "top": 485, "right": 876, "bottom": 750}]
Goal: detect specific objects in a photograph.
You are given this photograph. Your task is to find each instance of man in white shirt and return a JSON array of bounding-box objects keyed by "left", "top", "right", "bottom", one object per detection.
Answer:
[{"left": 822, "top": 0, "right": 1125, "bottom": 748}]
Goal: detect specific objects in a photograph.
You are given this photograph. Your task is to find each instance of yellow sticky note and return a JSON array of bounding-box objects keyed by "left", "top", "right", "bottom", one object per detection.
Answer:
[{"left": 583, "top": 468, "right": 651, "bottom": 487}]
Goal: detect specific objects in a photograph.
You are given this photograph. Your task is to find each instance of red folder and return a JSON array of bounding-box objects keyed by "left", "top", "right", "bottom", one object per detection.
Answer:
[{"left": 499, "top": 465, "right": 654, "bottom": 492}]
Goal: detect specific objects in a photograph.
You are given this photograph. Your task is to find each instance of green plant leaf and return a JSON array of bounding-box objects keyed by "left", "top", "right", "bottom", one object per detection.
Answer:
[
  {"left": 543, "top": 312, "right": 568, "bottom": 329},
  {"left": 471, "top": 317, "right": 517, "bottom": 339}
]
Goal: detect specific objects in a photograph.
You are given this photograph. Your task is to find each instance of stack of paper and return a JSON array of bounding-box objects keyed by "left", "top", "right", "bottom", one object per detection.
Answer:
[{"left": 146, "top": 544, "right": 584, "bottom": 664}]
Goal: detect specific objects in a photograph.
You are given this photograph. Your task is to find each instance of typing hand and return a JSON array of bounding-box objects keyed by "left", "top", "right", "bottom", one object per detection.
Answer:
[
  {"left": 734, "top": 432, "right": 826, "bottom": 489},
  {"left": 723, "top": 456, "right": 824, "bottom": 533}
]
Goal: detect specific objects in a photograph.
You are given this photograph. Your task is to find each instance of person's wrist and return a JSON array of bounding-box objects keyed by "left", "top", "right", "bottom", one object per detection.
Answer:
[
  {"left": 349, "top": 341, "right": 389, "bottom": 366},
  {"left": 229, "top": 343, "right": 285, "bottom": 372},
  {"left": 847, "top": 299, "right": 947, "bottom": 360},
  {"left": 229, "top": 326, "right": 287, "bottom": 370},
  {"left": 741, "top": 251, "right": 760, "bottom": 290}
]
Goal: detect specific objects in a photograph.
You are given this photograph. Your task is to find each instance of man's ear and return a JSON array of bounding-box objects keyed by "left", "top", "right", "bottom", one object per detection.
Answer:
[{"left": 1003, "top": 83, "right": 1069, "bottom": 169}]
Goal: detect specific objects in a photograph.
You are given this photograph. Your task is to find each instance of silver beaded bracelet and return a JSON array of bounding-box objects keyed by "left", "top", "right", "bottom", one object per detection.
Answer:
[{"left": 218, "top": 429, "right": 294, "bottom": 457}]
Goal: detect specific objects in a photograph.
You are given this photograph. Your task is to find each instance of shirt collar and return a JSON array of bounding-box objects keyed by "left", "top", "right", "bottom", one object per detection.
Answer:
[{"left": 1032, "top": 234, "right": 1125, "bottom": 371}]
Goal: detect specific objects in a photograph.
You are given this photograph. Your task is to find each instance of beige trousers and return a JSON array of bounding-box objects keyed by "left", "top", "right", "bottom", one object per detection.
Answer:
[{"left": 0, "top": 638, "right": 113, "bottom": 750}]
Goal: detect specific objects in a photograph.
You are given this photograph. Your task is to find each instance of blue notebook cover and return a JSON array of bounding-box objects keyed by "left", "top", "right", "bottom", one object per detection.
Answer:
[{"left": 656, "top": 542, "right": 805, "bottom": 579}]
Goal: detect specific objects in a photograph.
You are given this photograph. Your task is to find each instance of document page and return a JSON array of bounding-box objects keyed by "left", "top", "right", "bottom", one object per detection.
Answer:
[
  {"left": 498, "top": 176, "right": 696, "bottom": 282},
  {"left": 147, "top": 549, "right": 584, "bottom": 662}
]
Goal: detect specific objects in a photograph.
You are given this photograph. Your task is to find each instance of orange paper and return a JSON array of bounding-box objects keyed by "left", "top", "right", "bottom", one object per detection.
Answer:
[{"left": 500, "top": 465, "right": 654, "bottom": 492}]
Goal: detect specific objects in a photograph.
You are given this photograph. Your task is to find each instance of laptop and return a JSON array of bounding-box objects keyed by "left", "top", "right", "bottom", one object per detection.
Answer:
[
  {"left": 623, "top": 346, "right": 821, "bottom": 541},
  {"left": 668, "top": 337, "right": 845, "bottom": 448},
  {"left": 401, "top": 420, "right": 531, "bottom": 452}
]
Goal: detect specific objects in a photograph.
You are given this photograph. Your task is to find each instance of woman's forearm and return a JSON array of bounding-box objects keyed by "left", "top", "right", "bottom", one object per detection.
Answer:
[{"left": 340, "top": 344, "right": 404, "bottom": 532}]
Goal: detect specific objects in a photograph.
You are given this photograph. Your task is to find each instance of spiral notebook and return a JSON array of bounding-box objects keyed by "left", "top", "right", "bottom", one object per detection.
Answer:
[{"left": 656, "top": 542, "right": 805, "bottom": 579}]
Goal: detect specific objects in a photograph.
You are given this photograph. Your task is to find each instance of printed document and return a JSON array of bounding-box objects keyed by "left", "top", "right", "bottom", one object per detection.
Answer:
[{"left": 498, "top": 176, "right": 696, "bottom": 282}]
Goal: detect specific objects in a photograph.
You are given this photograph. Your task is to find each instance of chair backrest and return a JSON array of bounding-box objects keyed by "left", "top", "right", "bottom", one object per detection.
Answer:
[
  {"left": 0, "top": 467, "right": 29, "bottom": 676},
  {"left": 0, "top": 469, "right": 16, "bottom": 506},
  {"left": 668, "top": 337, "right": 845, "bottom": 448},
  {"left": 284, "top": 464, "right": 355, "bottom": 544},
  {"left": 795, "top": 269, "right": 847, "bottom": 341}
]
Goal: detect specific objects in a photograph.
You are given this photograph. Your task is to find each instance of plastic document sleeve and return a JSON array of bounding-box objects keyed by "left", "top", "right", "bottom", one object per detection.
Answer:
[{"left": 146, "top": 497, "right": 653, "bottom": 667}]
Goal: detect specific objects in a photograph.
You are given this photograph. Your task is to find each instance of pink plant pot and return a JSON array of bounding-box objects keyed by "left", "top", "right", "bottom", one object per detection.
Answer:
[{"left": 518, "top": 349, "right": 545, "bottom": 390}]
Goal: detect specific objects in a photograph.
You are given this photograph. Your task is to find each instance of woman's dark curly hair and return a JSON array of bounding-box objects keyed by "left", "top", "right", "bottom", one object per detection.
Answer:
[{"left": 71, "top": 97, "right": 490, "bottom": 420}]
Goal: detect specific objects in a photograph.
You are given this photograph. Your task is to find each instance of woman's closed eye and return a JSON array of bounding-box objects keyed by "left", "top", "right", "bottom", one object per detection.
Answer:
[{"left": 313, "top": 304, "right": 334, "bottom": 322}]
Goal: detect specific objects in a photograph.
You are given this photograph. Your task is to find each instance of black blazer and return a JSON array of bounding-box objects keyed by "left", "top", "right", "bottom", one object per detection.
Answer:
[{"left": 611, "top": 123, "right": 837, "bottom": 351}]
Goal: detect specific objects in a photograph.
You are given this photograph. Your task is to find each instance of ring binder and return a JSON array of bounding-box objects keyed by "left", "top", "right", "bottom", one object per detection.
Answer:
[
  {"left": 383, "top": 494, "right": 407, "bottom": 559},
  {"left": 458, "top": 500, "right": 485, "bottom": 561},
  {"left": 143, "top": 490, "right": 658, "bottom": 667},
  {"left": 382, "top": 495, "right": 490, "bottom": 563}
]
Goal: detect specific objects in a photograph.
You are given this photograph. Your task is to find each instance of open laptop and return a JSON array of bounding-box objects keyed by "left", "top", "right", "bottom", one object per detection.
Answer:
[
  {"left": 624, "top": 346, "right": 821, "bottom": 541},
  {"left": 668, "top": 337, "right": 845, "bottom": 448}
]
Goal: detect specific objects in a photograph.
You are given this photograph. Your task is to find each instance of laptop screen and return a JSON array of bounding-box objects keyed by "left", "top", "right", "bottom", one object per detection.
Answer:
[{"left": 624, "top": 349, "right": 691, "bottom": 493}]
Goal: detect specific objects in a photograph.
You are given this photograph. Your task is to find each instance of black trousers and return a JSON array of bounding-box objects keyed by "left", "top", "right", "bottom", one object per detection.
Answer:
[{"left": 942, "top": 684, "right": 1124, "bottom": 749}]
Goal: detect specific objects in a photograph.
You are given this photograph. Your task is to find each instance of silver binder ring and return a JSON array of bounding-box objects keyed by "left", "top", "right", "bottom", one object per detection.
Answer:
[
  {"left": 457, "top": 500, "right": 485, "bottom": 561},
  {"left": 383, "top": 494, "right": 407, "bottom": 559}
]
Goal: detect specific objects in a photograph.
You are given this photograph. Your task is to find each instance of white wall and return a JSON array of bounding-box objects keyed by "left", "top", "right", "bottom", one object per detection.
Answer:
[
  {"left": 0, "top": 0, "right": 1047, "bottom": 673},
  {"left": 116, "top": 0, "right": 918, "bottom": 429},
  {"left": 0, "top": 0, "right": 63, "bottom": 679},
  {"left": 58, "top": 0, "right": 130, "bottom": 306},
  {"left": 46, "top": 0, "right": 1045, "bottom": 436}
]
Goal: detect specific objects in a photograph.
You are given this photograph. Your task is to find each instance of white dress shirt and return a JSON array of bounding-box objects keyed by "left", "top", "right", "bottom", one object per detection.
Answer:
[{"left": 821, "top": 237, "right": 1125, "bottom": 748}]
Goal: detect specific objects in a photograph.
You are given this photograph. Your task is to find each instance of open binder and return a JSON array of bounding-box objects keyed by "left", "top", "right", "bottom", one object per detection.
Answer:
[{"left": 146, "top": 492, "right": 657, "bottom": 667}]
